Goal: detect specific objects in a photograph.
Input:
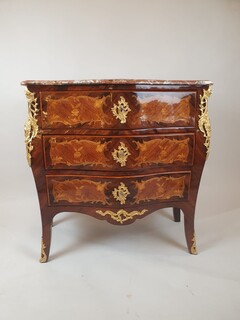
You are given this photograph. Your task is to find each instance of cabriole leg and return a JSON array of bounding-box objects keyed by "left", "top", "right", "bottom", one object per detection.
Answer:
[
  {"left": 40, "top": 212, "right": 53, "bottom": 263},
  {"left": 182, "top": 207, "right": 197, "bottom": 255}
]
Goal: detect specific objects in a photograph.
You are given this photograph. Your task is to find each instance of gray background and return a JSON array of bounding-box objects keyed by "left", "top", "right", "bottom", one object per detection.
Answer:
[{"left": 0, "top": 0, "right": 240, "bottom": 319}]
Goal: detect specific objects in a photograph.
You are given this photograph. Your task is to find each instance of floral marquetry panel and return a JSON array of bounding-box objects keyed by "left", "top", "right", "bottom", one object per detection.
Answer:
[
  {"left": 134, "top": 176, "right": 187, "bottom": 204},
  {"left": 48, "top": 178, "right": 109, "bottom": 205},
  {"left": 137, "top": 93, "right": 194, "bottom": 126},
  {"left": 112, "top": 91, "right": 196, "bottom": 128},
  {"left": 40, "top": 90, "right": 196, "bottom": 130},
  {"left": 43, "top": 134, "right": 194, "bottom": 170},
  {"left": 41, "top": 91, "right": 112, "bottom": 128},
  {"left": 44, "top": 136, "right": 111, "bottom": 169},
  {"left": 46, "top": 173, "right": 190, "bottom": 207},
  {"left": 134, "top": 135, "right": 193, "bottom": 166}
]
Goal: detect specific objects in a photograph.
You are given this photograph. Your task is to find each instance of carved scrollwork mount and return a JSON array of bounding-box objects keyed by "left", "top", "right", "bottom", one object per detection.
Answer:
[
  {"left": 198, "top": 86, "right": 212, "bottom": 158},
  {"left": 24, "top": 89, "right": 39, "bottom": 166},
  {"left": 96, "top": 209, "right": 148, "bottom": 224}
]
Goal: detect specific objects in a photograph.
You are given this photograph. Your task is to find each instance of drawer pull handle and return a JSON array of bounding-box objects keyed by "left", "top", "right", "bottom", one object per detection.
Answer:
[
  {"left": 112, "top": 142, "right": 131, "bottom": 167},
  {"left": 112, "top": 182, "right": 130, "bottom": 205},
  {"left": 111, "top": 96, "right": 131, "bottom": 123}
]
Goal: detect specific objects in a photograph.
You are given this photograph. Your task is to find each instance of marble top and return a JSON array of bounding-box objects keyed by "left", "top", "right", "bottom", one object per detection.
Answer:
[{"left": 21, "top": 79, "right": 213, "bottom": 86}]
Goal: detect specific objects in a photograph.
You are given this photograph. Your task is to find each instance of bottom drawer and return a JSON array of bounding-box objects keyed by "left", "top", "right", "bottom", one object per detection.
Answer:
[{"left": 46, "top": 172, "right": 190, "bottom": 207}]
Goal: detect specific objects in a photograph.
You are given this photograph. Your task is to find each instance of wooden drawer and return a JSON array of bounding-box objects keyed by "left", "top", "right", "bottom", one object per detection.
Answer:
[
  {"left": 43, "top": 134, "right": 194, "bottom": 170},
  {"left": 40, "top": 91, "right": 196, "bottom": 129},
  {"left": 46, "top": 172, "right": 190, "bottom": 207}
]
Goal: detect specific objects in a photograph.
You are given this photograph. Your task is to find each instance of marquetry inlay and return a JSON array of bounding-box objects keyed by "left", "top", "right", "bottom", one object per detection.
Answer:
[
  {"left": 49, "top": 138, "right": 109, "bottom": 167},
  {"left": 52, "top": 179, "right": 109, "bottom": 205},
  {"left": 42, "top": 93, "right": 110, "bottom": 127},
  {"left": 135, "top": 137, "right": 190, "bottom": 165},
  {"left": 134, "top": 176, "right": 186, "bottom": 204}
]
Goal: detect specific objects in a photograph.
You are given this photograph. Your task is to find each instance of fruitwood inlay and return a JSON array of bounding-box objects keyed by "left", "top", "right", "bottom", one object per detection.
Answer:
[
  {"left": 49, "top": 138, "right": 109, "bottom": 167},
  {"left": 134, "top": 176, "right": 186, "bottom": 204},
  {"left": 52, "top": 179, "right": 109, "bottom": 204},
  {"left": 135, "top": 138, "right": 190, "bottom": 165},
  {"left": 43, "top": 93, "right": 110, "bottom": 127},
  {"left": 137, "top": 95, "right": 192, "bottom": 124}
]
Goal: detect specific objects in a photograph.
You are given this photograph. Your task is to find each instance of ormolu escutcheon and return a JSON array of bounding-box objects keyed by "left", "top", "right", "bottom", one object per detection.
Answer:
[
  {"left": 111, "top": 96, "right": 131, "bottom": 123},
  {"left": 112, "top": 182, "right": 130, "bottom": 204},
  {"left": 112, "top": 142, "right": 131, "bottom": 167}
]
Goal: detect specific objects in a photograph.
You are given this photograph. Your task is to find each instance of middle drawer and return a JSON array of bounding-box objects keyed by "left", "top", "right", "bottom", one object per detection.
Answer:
[{"left": 43, "top": 134, "right": 194, "bottom": 171}]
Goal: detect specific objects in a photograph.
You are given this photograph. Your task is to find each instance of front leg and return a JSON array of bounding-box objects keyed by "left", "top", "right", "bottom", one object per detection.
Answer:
[
  {"left": 40, "top": 211, "right": 53, "bottom": 263},
  {"left": 182, "top": 206, "right": 197, "bottom": 255}
]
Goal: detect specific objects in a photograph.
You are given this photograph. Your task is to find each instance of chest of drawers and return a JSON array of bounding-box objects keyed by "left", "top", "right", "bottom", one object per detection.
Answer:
[{"left": 22, "top": 79, "right": 212, "bottom": 262}]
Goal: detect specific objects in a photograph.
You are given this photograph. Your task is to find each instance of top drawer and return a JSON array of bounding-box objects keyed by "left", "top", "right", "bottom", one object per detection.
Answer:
[{"left": 40, "top": 91, "right": 196, "bottom": 130}]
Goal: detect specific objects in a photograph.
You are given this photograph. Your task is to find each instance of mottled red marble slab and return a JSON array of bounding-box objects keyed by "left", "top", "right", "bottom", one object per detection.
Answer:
[{"left": 21, "top": 79, "right": 213, "bottom": 86}]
